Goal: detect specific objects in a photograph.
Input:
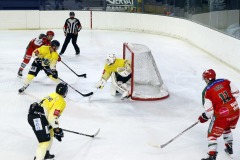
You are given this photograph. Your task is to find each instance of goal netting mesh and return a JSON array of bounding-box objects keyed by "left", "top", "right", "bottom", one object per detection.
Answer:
[{"left": 123, "top": 43, "right": 169, "bottom": 101}]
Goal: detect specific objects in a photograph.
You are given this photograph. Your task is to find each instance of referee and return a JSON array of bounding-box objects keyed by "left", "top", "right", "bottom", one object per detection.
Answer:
[{"left": 60, "top": 11, "right": 82, "bottom": 55}]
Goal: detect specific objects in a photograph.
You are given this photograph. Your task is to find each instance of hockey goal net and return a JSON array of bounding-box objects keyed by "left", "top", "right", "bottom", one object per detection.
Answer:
[{"left": 123, "top": 43, "right": 169, "bottom": 101}]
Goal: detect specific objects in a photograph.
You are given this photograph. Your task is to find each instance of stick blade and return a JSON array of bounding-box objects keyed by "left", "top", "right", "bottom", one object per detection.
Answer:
[
  {"left": 148, "top": 143, "right": 160, "bottom": 148},
  {"left": 77, "top": 73, "right": 87, "bottom": 78},
  {"left": 92, "top": 128, "right": 100, "bottom": 138},
  {"left": 82, "top": 92, "right": 94, "bottom": 97}
]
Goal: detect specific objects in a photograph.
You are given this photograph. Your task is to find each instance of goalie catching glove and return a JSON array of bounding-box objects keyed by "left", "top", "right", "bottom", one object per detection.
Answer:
[{"left": 95, "top": 78, "right": 106, "bottom": 89}]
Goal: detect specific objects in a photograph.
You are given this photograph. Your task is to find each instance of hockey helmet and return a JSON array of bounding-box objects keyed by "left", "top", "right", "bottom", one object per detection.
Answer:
[
  {"left": 46, "top": 30, "right": 55, "bottom": 36},
  {"left": 69, "top": 11, "right": 75, "bottom": 17},
  {"left": 202, "top": 69, "right": 216, "bottom": 81},
  {"left": 51, "top": 40, "right": 60, "bottom": 48},
  {"left": 39, "top": 33, "right": 46, "bottom": 39},
  {"left": 56, "top": 82, "right": 68, "bottom": 98},
  {"left": 106, "top": 53, "right": 116, "bottom": 65}
]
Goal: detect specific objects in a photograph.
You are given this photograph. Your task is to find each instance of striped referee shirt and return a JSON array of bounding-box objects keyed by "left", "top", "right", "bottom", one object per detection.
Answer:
[{"left": 63, "top": 18, "right": 82, "bottom": 34}]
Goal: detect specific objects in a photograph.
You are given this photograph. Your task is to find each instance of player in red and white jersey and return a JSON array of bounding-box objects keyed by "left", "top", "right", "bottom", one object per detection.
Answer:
[
  {"left": 199, "top": 69, "right": 239, "bottom": 160},
  {"left": 17, "top": 30, "right": 55, "bottom": 77}
]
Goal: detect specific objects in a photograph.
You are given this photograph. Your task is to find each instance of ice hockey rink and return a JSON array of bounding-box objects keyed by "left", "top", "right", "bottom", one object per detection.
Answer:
[{"left": 0, "top": 29, "right": 240, "bottom": 160}]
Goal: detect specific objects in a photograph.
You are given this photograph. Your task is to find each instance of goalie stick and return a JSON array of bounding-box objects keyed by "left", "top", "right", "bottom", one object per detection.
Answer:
[
  {"left": 63, "top": 128, "right": 100, "bottom": 138},
  {"left": 61, "top": 60, "right": 87, "bottom": 78},
  {"left": 58, "top": 77, "right": 93, "bottom": 97},
  {"left": 150, "top": 121, "right": 199, "bottom": 149}
]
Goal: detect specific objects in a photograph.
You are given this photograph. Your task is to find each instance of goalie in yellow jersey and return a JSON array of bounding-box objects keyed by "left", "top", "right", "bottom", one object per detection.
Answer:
[
  {"left": 28, "top": 82, "right": 68, "bottom": 160},
  {"left": 19, "top": 40, "right": 61, "bottom": 93},
  {"left": 95, "top": 53, "right": 132, "bottom": 100}
]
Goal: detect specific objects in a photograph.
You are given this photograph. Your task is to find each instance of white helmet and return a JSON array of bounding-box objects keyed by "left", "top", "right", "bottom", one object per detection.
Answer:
[{"left": 106, "top": 53, "right": 116, "bottom": 65}]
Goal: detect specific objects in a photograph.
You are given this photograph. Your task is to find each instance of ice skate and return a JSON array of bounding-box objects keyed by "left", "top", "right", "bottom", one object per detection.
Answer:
[
  {"left": 201, "top": 152, "right": 217, "bottom": 160},
  {"left": 33, "top": 151, "right": 55, "bottom": 160},
  {"left": 17, "top": 69, "right": 23, "bottom": 77},
  {"left": 121, "top": 90, "right": 130, "bottom": 100},
  {"left": 224, "top": 143, "right": 233, "bottom": 159},
  {"left": 18, "top": 84, "right": 29, "bottom": 93},
  {"left": 44, "top": 151, "right": 55, "bottom": 159}
]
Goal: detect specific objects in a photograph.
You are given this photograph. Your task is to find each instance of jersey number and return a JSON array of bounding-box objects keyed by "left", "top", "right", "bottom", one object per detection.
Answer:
[{"left": 218, "top": 91, "right": 231, "bottom": 103}]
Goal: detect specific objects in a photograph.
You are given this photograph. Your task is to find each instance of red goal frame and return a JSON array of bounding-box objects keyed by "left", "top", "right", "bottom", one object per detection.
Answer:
[{"left": 123, "top": 42, "right": 169, "bottom": 101}]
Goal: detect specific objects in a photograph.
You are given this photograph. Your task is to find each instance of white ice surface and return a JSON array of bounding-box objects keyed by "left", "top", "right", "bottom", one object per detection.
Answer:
[{"left": 0, "top": 29, "right": 240, "bottom": 160}]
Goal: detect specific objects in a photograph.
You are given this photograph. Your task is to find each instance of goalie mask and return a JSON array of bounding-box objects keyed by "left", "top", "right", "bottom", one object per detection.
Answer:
[{"left": 106, "top": 53, "right": 116, "bottom": 65}]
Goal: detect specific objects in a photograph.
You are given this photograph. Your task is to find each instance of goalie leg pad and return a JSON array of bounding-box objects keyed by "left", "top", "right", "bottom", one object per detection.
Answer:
[
  {"left": 111, "top": 73, "right": 125, "bottom": 94},
  {"left": 110, "top": 84, "right": 117, "bottom": 96},
  {"left": 111, "top": 72, "right": 130, "bottom": 99}
]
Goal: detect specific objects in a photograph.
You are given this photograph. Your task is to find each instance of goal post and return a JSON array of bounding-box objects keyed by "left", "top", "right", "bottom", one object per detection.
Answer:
[{"left": 123, "top": 42, "right": 169, "bottom": 101}]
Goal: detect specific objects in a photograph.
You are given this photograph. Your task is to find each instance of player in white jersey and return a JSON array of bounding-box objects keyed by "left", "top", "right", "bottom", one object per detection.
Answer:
[{"left": 17, "top": 31, "right": 54, "bottom": 77}]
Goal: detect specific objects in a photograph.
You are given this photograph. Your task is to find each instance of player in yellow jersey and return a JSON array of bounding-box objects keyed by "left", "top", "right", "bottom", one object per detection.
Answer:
[
  {"left": 95, "top": 53, "right": 132, "bottom": 99},
  {"left": 28, "top": 82, "right": 68, "bottom": 160},
  {"left": 19, "top": 40, "right": 61, "bottom": 93}
]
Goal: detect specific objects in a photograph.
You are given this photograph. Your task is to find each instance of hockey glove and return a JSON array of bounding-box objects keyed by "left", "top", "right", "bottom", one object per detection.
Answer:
[
  {"left": 198, "top": 113, "right": 209, "bottom": 123},
  {"left": 57, "top": 55, "right": 61, "bottom": 62},
  {"left": 53, "top": 128, "right": 64, "bottom": 142},
  {"left": 43, "top": 67, "right": 53, "bottom": 76},
  {"left": 95, "top": 78, "right": 106, "bottom": 89},
  {"left": 52, "top": 70, "right": 58, "bottom": 79}
]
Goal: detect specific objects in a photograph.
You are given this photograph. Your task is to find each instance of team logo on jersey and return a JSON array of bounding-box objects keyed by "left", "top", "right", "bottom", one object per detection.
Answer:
[
  {"left": 33, "top": 118, "right": 43, "bottom": 131},
  {"left": 219, "top": 107, "right": 229, "bottom": 116},
  {"left": 212, "top": 127, "right": 224, "bottom": 136},
  {"left": 53, "top": 109, "right": 60, "bottom": 116},
  {"left": 30, "top": 66, "right": 37, "bottom": 72}
]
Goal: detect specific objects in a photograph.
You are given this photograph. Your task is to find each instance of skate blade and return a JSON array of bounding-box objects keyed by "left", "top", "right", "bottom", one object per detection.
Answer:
[{"left": 225, "top": 149, "right": 233, "bottom": 159}]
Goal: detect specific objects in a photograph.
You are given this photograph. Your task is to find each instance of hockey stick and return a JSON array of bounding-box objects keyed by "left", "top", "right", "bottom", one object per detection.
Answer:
[
  {"left": 152, "top": 121, "right": 199, "bottom": 149},
  {"left": 58, "top": 77, "right": 93, "bottom": 97},
  {"left": 62, "top": 128, "right": 100, "bottom": 138},
  {"left": 61, "top": 60, "right": 87, "bottom": 78}
]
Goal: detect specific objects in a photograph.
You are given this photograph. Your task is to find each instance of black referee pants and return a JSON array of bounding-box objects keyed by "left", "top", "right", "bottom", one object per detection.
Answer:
[{"left": 60, "top": 33, "right": 80, "bottom": 54}]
